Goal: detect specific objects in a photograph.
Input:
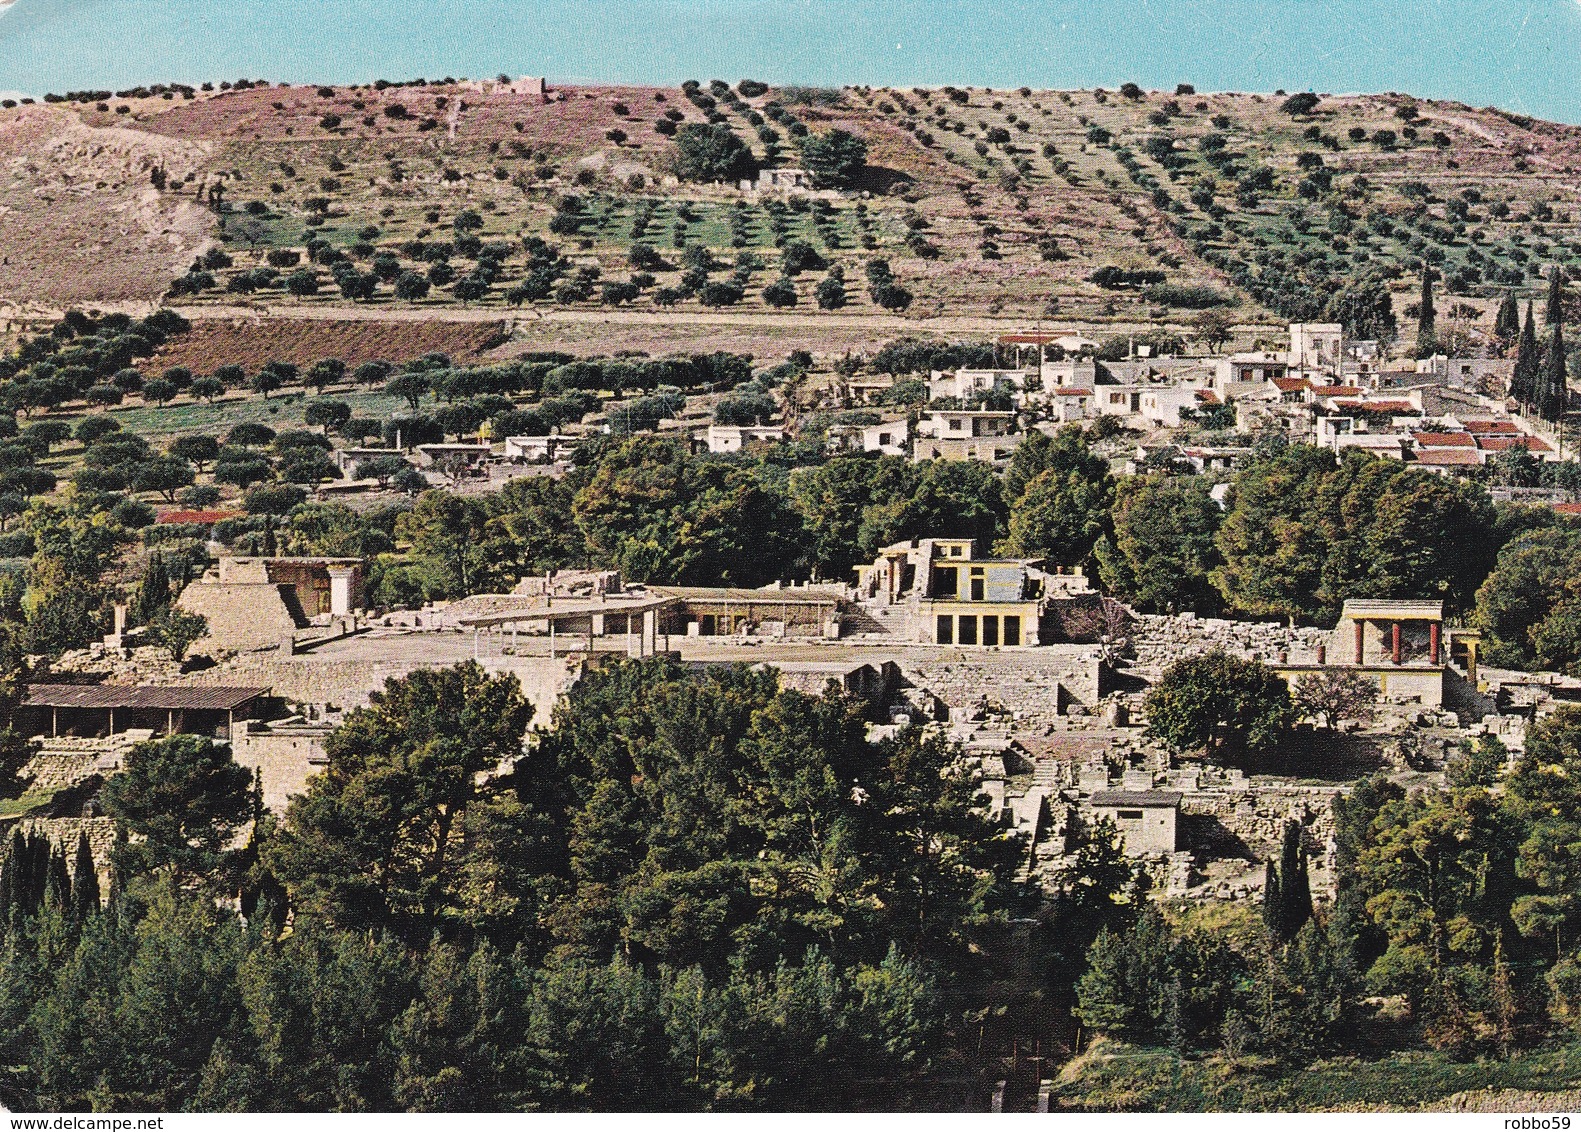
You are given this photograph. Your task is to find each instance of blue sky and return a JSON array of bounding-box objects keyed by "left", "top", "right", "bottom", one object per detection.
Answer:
[{"left": 3, "top": 1, "right": 1581, "bottom": 123}]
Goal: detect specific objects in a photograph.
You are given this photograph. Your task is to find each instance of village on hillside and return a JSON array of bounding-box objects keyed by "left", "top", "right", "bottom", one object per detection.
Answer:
[{"left": 5, "top": 68, "right": 1581, "bottom": 1113}]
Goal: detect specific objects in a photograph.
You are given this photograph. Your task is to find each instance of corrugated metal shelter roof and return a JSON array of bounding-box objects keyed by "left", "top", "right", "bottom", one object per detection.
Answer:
[{"left": 23, "top": 685, "right": 269, "bottom": 711}]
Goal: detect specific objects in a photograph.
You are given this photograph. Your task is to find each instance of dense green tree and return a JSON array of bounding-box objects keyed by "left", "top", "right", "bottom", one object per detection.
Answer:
[
  {"left": 1094, "top": 475, "right": 1221, "bottom": 613},
  {"left": 672, "top": 123, "right": 757, "bottom": 183},
  {"left": 1351, "top": 785, "right": 1518, "bottom": 1011},
  {"left": 1473, "top": 525, "right": 1581, "bottom": 674},
  {"left": 787, "top": 455, "right": 916, "bottom": 578},
  {"left": 99, "top": 735, "right": 254, "bottom": 884},
  {"left": 1144, "top": 650, "right": 1295, "bottom": 761},
  {"left": 799, "top": 128, "right": 868, "bottom": 189},
  {"left": 1323, "top": 273, "right": 1398, "bottom": 343},
  {"left": 1214, "top": 446, "right": 1497, "bottom": 624},
  {"left": 1504, "top": 709, "right": 1581, "bottom": 959},
  {"left": 1513, "top": 301, "right": 1540, "bottom": 408},
  {"left": 269, "top": 664, "right": 537, "bottom": 941},
  {"left": 570, "top": 437, "right": 803, "bottom": 586},
  {"left": 393, "top": 491, "right": 512, "bottom": 598}
]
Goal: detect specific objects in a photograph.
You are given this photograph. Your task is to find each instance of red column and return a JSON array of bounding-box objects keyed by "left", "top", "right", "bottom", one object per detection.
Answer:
[
  {"left": 1430, "top": 622, "right": 1441, "bottom": 666},
  {"left": 1354, "top": 620, "right": 1364, "bottom": 665},
  {"left": 1392, "top": 622, "right": 1403, "bottom": 665}
]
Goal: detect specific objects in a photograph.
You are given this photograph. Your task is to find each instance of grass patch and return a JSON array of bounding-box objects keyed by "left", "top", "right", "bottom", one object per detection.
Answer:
[
  {"left": 60, "top": 390, "right": 411, "bottom": 444},
  {"left": 1057, "top": 1038, "right": 1581, "bottom": 1112},
  {"left": 0, "top": 791, "right": 57, "bottom": 818}
]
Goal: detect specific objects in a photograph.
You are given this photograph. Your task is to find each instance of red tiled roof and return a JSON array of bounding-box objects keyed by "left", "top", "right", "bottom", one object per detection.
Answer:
[
  {"left": 1413, "top": 449, "right": 1483, "bottom": 466},
  {"left": 1055, "top": 388, "right": 1094, "bottom": 396},
  {"left": 1412, "top": 432, "right": 1477, "bottom": 448},
  {"left": 1195, "top": 390, "right": 1222, "bottom": 404},
  {"left": 156, "top": 510, "right": 245, "bottom": 525},
  {"left": 1462, "top": 420, "right": 1521, "bottom": 434},
  {"left": 1314, "top": 385, "right": 1364, "bottom": 397},
  {"left": 1271, "top": 377, "right": 1308, "bottom": 392},
  {"left": 1478, "top": 435, "right": 1553, "bottom": 452},
  {"left": 1554, "top": 503, "right": 1581, "bottom": 516}
]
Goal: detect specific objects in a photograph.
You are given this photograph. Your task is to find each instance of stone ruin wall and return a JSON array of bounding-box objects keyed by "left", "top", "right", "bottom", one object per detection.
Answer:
[
  {"left": 186, "top": 654, "right": 581, "bottom": 726},
  {"left": 1180, "top": 783, "right": 1345, "bottom": 868},
  {"left": 1130, "top": 613, "right": 1331, "bottom": 678},
  {"left": 899, "top": 647, "right": 1105, "bottom": 726}
]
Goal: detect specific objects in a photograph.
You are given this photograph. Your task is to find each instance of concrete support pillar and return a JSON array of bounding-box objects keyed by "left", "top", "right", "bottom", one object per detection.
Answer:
[
  {"left": 1354, "top": 620, "right": 1364, "bottom": 665},
  {"left": 1430, "top": 622, "right": 1441, "bottom": 666},
  {"left": 591, "top": 612, "right": 606, "bottom": 638},
  {"left": 642, "top": 609, "right": 658, "bottom": 657},
  {"left": 1392, "top": 622, "right": 1403, "bottom": 666}
]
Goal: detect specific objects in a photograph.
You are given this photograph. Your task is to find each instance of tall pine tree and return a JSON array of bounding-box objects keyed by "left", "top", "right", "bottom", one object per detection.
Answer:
[
  {"left": 1495, "top": 290, "right": 1520, "bottom": 344},
  {"left": 1514, "top": 301, "right": 1540, "bottom": 411},
  {"left": 70, "top": 832, "right": 100, "bottom": 919},
  {"left": 1264, "top": 821, "right": 1312, "bottom": 942},
  {"left": 1543, "top": 315, "right": 1567, "bottom": 423},
  {"left": 1542, "top": 267, "right": 1569, "bottom": 427},
  {"left": 1416, "top": 268, "right": 1437, "bottom": 357},
  {"left": 130, "top": 551, "right": 171, "bottom": 628}
]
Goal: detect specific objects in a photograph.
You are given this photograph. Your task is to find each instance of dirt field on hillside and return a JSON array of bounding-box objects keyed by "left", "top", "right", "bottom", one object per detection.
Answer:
[{"left": 149, "top": 315, "right": 509, "bottom": 371}]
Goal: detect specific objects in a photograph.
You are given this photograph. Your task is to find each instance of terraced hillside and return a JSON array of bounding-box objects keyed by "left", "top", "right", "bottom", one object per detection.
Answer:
[{"left": 6, "top": 76, "right": 1581, "bottom": 343}]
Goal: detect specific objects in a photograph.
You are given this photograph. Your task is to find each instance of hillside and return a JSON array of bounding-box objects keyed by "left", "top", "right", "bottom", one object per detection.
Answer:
[{"left": 3, "top": 77, "right": 1581, "bottom": 351}]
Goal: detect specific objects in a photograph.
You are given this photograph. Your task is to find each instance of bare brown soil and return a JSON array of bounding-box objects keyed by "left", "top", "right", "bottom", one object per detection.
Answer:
[{"left": 149, "top": 315, "right": 508, "bottom": 371}]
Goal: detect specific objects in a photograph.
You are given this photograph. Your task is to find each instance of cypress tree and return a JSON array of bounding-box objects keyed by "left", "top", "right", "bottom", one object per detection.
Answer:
[
  {"left": 131, "top": 550, "right": 171, "bottom": 627},
  {"left": 1514, "top": 301, "right": 1540, "bottom": 410},
  {"left": 44, "top": 843, "right": 70, "bottom": 911},
  {"left": 1416, "top": 268, "right": 1436, "bottom": 357},
  {"left": 1262, "top": 858, "right": 1282, "bottom": 934},
  {"left": 1495, "top": 290, "right": 1520, "bottom": 342},
  {"left": 1283, "top": 823, "right": 1313, "bottom": 937},
  {"left": 1543, "top": 316, "right": 1567, "bottom": 423},
  {"left": 1547, "top": 265, "right": 1566, "bottom": 329},
  {"left": 71, "top": 832, "right": 100, "bottom": 918},
  {"left": 0, "top": 830, "right": 21, "bottom": 919},
  {"left": 25, "top": 833, "right": 48, "bottom": 916}
]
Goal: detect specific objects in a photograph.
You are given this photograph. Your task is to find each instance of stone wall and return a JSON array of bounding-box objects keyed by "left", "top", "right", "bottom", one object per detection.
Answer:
[
  {"left": 1130, "top": 613, "right": 1331, "bottom": 678},
  {"left": 900, "top": 646, "right": 1104, "bottom": 726},
  {"left": 177, "top": 583, "right": 301, "bottom": 653},
  {"left": 1179, "top": 783, "right": 1344, "bottom": 864},
  {"left": 231, "top": 722, "right": 331, "bottom": 811},
  {"left": 186, "top": 654, "right": 581, "bottom": 726}
]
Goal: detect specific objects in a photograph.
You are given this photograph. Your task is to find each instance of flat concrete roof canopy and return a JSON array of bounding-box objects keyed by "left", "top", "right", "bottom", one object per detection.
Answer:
[
  {"left": 1339, "top": 599, "right": 1444, "bottom": 620},
  {"left": 1089, "top": 790, "right": 1183, "bottom": 808},
  {"left": 22, "top": 685, "right": 270, "bottom": 711}
]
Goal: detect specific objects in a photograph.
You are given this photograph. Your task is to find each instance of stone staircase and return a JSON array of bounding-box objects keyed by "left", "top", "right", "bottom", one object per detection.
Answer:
[{"left": 841, "top": 602, "right": 908, "bottom": 638}]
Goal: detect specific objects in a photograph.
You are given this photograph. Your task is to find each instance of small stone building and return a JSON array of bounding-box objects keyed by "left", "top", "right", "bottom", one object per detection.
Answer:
[{"left": 1087, "top": 789, "right": 1182, "bottom": 855}]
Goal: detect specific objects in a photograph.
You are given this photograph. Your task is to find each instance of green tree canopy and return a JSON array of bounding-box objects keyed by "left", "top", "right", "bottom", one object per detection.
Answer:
[
  {"left": 1144, "top": 650, "right": 1295, "bottom": 761},
  {"left": 799, "top": 128, "right": 868, "bottom": 188},
  {"left": 99, "top": 734, "right": 254, "bottom": 883},
  {"left": 672, "top": 123, "right": 758, "bottom": 183}
]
